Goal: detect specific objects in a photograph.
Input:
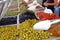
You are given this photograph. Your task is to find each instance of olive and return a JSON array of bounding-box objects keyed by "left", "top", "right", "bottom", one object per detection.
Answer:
[{"left": 18, "top": 19, "right": 51, "bottom": 40}]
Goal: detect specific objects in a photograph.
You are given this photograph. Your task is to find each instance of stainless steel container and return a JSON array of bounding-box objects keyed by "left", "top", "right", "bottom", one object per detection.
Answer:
[
  {"left": 0, "top": 0, "right": 5, "bottom": 15},
  {"left": 0, "top": 0, "right": 12, "bottom": 20}
]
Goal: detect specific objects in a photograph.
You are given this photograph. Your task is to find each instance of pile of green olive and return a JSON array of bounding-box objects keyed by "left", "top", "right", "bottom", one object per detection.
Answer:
[
  {"left": 0, "top": 25, "right": 17, "bottom": 40},
  {"left": 0, "top": 19, "right": 52, "bottom": 40}
]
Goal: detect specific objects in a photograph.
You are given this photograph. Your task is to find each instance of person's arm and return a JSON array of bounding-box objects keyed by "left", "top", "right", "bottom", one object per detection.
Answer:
[
  {"left": 47, "top": 0, "right": 58, "bottom": 6},
  {"left": 58, "top": 0, "right": 60, "bottom": 6},
  {"left": 43, "top": 0, "right": 48, "bottom": 6},
  {"left": 44, "top": 0, "right": 58, "bottom": 6}
]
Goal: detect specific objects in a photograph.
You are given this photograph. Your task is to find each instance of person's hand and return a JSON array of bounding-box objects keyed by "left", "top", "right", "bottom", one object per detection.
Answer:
[{"left": 44, "top": 2, "right": 49, "bottom": 6}]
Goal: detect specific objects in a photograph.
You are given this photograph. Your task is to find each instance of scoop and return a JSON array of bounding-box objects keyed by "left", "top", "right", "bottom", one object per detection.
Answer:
[
  {"left": 33, "top": 19, "right": 60, "bottom": 30},
  {"left": 44, "top": 7, "right": 53, "bottom": 14}
]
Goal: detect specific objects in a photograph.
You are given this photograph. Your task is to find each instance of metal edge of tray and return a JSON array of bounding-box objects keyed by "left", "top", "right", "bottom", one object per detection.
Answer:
[{"left": 0, "top": 1, "right": 6, "bottom": 4}]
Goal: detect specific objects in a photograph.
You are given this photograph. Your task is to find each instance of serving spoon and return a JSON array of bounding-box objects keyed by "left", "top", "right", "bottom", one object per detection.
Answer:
[{"left": 33, "top": 19, "right": 60, "bottom": 30}]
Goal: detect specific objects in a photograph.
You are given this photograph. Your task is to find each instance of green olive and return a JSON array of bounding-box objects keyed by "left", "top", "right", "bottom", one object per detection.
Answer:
[{"left": 18, "top": 19, "right": 51, "bottom": 40}]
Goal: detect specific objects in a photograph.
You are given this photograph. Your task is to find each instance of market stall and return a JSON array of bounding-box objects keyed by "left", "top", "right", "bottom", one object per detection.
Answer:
[{"left": 0, "top": 0, "right": 60, "bottom": 40}]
